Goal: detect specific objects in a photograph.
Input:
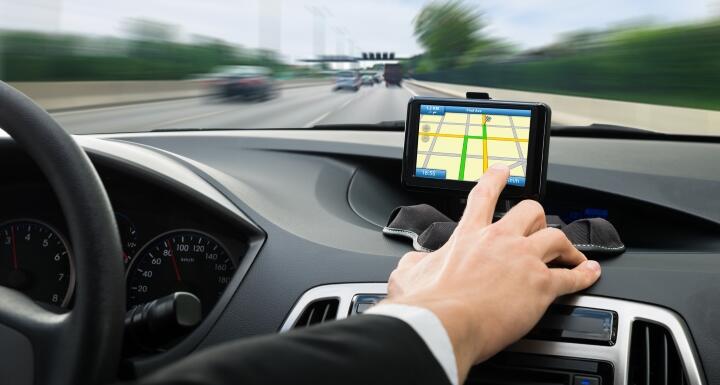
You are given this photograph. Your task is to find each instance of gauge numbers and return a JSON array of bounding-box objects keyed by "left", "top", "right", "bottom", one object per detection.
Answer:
[
  {"left": 0, "top": 220, "right": 74, "bottom": 307},
  {"left": 126, "top": 230, "right": 234, "bottom": 316}
]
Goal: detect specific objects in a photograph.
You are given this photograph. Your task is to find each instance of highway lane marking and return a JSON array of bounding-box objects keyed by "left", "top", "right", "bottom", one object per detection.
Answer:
[
  {"left": 303, "top": 91, "right": 362, "bottom": 128},
  {"left": 402, "top": 83, "right": 418, "bottom": 97},
  {"left": 144, "top": 107, "right": 241, "bottom": 129},
  {"left": 142, "top": 87, "right": 325, "bottom": 129},
  {"left": 303, "top": 111, "right": 332, "bottom": 128},
  {"left": 51, "top": 83, "right": 332, "bottom": 117},
  {"left": 52, "top": 98, "right": 200, "bottom": 116}
]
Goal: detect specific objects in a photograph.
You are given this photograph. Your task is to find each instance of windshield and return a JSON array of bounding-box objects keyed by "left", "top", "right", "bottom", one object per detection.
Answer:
[{"left": 0, "top": 0, "right": 718, "bottom": 136}]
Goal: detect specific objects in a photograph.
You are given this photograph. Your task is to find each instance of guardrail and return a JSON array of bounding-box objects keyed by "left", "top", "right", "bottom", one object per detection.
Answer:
[
  {"left": 8, "top": 78, "right": 332, "bottom": 112},
  {"left": 408, "top": 80, "right": 719, "bottom": 136}
]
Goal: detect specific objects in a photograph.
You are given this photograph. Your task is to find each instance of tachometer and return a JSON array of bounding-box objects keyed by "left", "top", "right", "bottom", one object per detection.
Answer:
[
  {"left": 0, "top": 219, "right": 75, "bottom": 307},
  {"left": 126, "top": 230, "right": 235, "bottom": 316}
]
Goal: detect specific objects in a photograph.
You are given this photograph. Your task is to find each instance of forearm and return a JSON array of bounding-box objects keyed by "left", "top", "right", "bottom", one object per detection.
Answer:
[{"left": 132, "top": 314, "right": 451, "bottom": 385}]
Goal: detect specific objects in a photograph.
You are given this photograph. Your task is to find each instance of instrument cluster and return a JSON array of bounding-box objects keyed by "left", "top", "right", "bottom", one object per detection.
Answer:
[{"left": 0, "top": 172, "right": 247, "bottom": 329}]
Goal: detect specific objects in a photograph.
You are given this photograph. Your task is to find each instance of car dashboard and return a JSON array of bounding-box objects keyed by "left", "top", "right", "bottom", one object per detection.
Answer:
[{"left": 0, "top": 129, "right": 718, "bottom": 384}]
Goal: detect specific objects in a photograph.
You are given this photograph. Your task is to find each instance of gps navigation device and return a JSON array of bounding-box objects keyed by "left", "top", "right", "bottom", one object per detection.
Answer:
[{"left": 402, "top": 97, "right": 550, "bottom": 199}]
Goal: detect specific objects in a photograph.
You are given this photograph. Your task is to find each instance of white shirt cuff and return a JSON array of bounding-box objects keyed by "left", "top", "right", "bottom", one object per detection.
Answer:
[{"left": 366, "top": 303, "right": 458, "bottom": 385}]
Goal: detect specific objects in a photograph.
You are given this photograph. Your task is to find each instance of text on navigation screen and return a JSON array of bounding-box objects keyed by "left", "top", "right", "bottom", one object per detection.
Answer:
[{"left": 415, "top": 104, "right": 530, "bottom": 187}]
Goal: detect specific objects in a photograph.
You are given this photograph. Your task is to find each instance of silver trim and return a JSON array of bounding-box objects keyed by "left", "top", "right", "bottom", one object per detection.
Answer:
[
  {"left": 280, "top": 283, "right": 387, "bottom": 332},
  {"left": 280, "top": 283, "right": 705, "bottom": 385}
]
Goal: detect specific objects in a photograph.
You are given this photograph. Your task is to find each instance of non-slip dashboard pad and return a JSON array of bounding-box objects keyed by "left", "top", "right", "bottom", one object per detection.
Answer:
[{"left": 383, "top": 204, "right": 626, "bottom": 257}]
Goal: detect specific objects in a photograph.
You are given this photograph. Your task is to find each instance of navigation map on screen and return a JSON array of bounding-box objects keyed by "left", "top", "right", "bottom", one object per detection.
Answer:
[{"left": 415, "top": 105, "right": 530, "bottom": 187}]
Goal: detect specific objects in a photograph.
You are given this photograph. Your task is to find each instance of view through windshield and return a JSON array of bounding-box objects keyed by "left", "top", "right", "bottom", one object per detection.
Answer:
[{"left": 1, "top": 0, "right": 718, "bottom": 136}]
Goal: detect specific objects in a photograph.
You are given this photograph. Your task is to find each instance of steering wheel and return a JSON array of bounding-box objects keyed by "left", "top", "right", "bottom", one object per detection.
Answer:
[{"left": 0, "top": 82, "right": 125, "bottom": 385}]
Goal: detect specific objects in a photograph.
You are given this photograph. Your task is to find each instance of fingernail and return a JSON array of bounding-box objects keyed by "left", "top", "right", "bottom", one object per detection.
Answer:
[
  {"left": 584, "top": 260, "right": 601, "bottom": 273},
  {"left": 490, "top": 163, "right": 509, "bottom": 171}
]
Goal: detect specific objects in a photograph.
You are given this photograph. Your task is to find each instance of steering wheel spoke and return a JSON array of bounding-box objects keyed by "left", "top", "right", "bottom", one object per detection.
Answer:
[
  {"left": 0, "top": 286, "right": 67, "bottom": 335},
  {"left": 0, "top": 286, "right": 71, "bottom": 385}
]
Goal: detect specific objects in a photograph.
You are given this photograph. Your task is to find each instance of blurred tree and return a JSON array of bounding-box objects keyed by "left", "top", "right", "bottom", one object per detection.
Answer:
[
  {"left": 413, "top": 0, "right": 485, "bottom": 69},
  {"left": 0, "top": 28, "right": 303, "bottom": 81},
  {"left": 123, "top": 18, "right": 179, "bottom": 42},
  {"left": 413, "top": 19, "right": 720, "bottom": 110}
]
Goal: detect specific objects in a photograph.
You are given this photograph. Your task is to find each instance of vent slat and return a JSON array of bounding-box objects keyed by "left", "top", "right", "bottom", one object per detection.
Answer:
[
  {"left": 663, "top": 332, "right": 669, "bottom": 385},
  {"left": 305, "top": 307, "right": 316, "bottom": 327},
  {"left": 629, "top": 321, "right": 689, "bottom": 385},
  {"left": 293, "top": 298, "right": 339, "bottom": 329},
  {"left": 320, "top": 303, "right": 331, "bottom": 322},
  {"left": 644, "top": 325, "right": 651, "bottom": 385}
]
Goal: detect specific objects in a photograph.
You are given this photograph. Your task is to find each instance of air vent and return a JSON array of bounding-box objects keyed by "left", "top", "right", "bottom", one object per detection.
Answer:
[
  {"left": 629, "top": 321, "right": 689, "bottom": 385},
  {"left": 292, "top": 298, "right": 339, "bottom": 328}
]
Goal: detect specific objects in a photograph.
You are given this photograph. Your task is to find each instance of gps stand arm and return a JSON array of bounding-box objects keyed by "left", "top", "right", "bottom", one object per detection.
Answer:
[
  {"left": 443, "top": 197, "right": 514, "bottom": 223},
  {"left": 466, "top": 91, "right": 491, "bottom": 100}
]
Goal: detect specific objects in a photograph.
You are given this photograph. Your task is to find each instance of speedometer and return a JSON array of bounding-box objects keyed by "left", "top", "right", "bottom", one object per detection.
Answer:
[{"left": 126, "top": 230, "right": 235, "bottom": 316}]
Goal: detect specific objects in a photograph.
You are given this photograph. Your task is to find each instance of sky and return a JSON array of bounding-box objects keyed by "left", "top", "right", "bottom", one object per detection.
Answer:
[{"left": 0, "top": 0, "right": 717, "bottom": 62}]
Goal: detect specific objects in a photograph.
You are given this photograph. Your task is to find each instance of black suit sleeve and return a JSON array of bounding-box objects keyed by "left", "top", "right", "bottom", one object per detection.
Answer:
[{"left": 133, "top": 314, "right": 452, "bottom": 385}]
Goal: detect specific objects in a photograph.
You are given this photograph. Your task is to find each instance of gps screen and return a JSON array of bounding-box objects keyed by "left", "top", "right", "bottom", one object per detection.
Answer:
[{"left": 414, "top": 104, "right": 530, "bottom": 187}]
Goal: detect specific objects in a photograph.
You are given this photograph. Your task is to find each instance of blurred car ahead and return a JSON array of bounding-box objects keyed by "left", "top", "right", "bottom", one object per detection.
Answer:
[
  {"left": 333, "top": 71, "right": 361, "bottom": 91},
  {"left": 209, "top": 66, "right": 278, "bottom": 101},
  {"left": 361, "top": 75, "right": 375, "bottom": 86},
  {"left": 373, "top": 73, "right": 382, "bottom": 83}
]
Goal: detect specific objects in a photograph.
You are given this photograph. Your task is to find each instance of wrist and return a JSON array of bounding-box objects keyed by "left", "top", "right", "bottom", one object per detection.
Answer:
[{"left": 383, "top": 295, "right": 486, "bottom": 381}]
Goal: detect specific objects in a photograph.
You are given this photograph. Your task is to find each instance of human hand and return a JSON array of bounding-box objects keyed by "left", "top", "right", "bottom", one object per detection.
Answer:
[{"left": 383, "top": 164, "right": 601, "bottom": 383}]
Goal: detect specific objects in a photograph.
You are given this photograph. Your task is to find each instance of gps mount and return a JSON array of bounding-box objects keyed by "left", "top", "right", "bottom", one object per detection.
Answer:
[
  {"left": 447, "top": 197, "right": 517, "bottom": 223},
  {"left": 466, "top": 91, "right": 491, "bottom": 100}
]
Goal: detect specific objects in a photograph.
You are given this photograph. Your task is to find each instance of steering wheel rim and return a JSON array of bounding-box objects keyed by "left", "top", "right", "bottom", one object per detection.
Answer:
[{"left": 0, "top": 82, "right": 125, "bottom": 385}]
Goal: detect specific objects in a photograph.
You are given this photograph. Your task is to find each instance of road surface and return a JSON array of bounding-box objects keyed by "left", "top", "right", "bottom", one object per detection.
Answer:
[{"left": 52, "top": 83, "right": 447, "bottom": 134}]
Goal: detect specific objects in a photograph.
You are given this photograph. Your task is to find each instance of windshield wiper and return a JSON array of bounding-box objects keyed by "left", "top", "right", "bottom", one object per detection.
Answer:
[
  {"left": 550, "top": 123, "right": 719, "bottom": 142},
  {"left": 150, "top": 122, "right": 716, "bottom": 142},
  {"left": 550, "top": 123, "right": 658, "bottom": 137},
  {"left": 151, "top": 127, "right": 210, "bottom": 132},
  {"left": 310, "top": 121, "right": 714, "bottom": 141},
  {"left": 311, "top": 120, "right": 405, "bottom": 131},
  {"left": 150, "top": 121, "right": 407, "bottom": 133}
]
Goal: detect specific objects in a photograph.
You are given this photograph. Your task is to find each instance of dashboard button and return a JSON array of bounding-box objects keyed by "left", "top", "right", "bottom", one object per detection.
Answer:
[
  {"left": 573, "top": 375, "right": 600, "bottom": 385},
  {"left": 351, "top": 294, "right": 386, "bottom": 315},
  {"left": 356, "top": 302, "right": 374, "bottom": 314}
]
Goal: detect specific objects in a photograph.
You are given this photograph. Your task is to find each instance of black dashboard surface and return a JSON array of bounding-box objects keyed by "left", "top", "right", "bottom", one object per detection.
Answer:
[
  {"left": 1, "top": 130, "right": 719, "bottom": 382},
  {"left": 113, "top": 131, "right": 720, "bottom": 382}
]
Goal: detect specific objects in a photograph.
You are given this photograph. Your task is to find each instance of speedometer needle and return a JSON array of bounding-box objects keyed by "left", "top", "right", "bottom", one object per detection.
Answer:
[
  {"left": 167, "top": 240, "right": 182, "bottom": 282},
  {"left": 10, "top": 225, "right": 18, "bottom": 270}
]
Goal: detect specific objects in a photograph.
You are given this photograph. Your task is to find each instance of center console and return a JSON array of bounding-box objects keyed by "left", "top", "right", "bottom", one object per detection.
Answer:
[{"left": 281, "top": 283, "right": 704, "bottom": 385}]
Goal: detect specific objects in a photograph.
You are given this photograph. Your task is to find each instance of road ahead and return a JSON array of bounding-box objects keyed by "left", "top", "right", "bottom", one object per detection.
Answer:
[{"left": 53, "top": 83, "right": 446, "bottom": 134}]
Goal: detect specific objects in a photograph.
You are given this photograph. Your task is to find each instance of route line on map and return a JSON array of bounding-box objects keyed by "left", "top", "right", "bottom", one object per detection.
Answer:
[
  {"left": 458, "top": 112, "right": 471, "bottom": 181},
  {"left": 417, "top": 132, "right": 528, "bottom": 142},
  {"left": 458, "top": 114, "right": 488, "bottom": 180},
  {"left": 419, "top": 113, "right": 528, "bottom": 181},
  {"left": 482, "top": 115, "right": 489, "bottom": 172}
]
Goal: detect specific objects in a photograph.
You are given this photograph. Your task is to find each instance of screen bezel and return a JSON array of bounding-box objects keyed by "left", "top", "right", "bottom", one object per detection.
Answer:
[{"left": 402, "top": 97, "right": 550, "bottom": 199}]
